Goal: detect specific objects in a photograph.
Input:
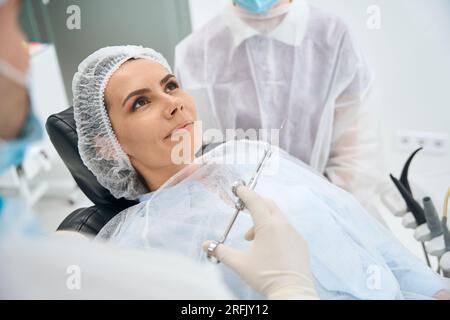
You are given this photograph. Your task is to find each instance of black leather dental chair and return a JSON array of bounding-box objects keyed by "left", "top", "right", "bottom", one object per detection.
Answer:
[
  {"left": 46, "top": 107, "right": 138, "bottom": 236},
  {"left": 46, "top": 107, "right": 218, "bottom": 237}
]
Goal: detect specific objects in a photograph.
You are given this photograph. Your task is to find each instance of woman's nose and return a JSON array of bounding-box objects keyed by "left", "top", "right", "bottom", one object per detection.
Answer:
[{"left": 163, "top": 96, "right": 184, "bottom": 118}]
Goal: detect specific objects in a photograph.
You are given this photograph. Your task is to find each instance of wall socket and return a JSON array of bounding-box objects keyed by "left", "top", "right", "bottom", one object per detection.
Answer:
[{"left": 396, "top": 131, "right": 449, "bottom": 155}]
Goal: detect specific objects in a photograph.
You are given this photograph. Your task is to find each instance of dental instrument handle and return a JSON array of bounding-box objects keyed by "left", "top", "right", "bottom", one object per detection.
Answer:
[
  {"left": 219, "top": 206, "right": 242, "bottom": 243},
  {"left": 219, "top": 147, "right": 273, "bottom": 244}
]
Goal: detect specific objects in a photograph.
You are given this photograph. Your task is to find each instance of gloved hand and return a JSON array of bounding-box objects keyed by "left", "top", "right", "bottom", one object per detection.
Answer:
[{"left": 203, "top": 186, "right": 318, "bottom": 300}]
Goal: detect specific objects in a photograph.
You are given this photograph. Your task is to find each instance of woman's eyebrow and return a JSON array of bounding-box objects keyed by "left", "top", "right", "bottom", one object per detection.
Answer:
[
  {"left": 122, "top": 88, "right": 151, "bottom": 107},
  {"left": 160, "top": 74, "right": 175, "bottom": 86}
]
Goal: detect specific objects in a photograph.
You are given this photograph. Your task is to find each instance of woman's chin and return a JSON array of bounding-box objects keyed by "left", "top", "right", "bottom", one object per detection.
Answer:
[{"left": 164, "top": 142, "right": 195, "bottom": 166}]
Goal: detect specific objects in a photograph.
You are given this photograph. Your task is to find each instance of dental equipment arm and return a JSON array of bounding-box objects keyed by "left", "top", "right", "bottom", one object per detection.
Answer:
[{"left": 203, "top": 186, "right": 318, "bottom": 300}]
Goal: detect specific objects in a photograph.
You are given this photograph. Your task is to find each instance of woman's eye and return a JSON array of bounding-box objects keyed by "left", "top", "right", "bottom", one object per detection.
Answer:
[
  {"left": 165, "top": 81, "right": 179, "bottom": 93},
  {"left": 132, "top": 97, "right": 150, "bottom": 110}
]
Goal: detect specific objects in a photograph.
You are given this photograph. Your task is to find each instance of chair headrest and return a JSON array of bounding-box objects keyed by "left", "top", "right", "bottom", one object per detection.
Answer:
[{"left": 45, "top": 107, "right": 137, "bottom": 211}]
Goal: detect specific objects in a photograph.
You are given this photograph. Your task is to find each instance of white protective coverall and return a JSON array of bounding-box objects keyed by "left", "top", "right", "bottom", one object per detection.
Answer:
[{"left": 175, "top": 0, "right": 383, "bottom": 220}]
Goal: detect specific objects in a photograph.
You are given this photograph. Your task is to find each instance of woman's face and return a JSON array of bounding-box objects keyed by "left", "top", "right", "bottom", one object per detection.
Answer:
[{"left": 104, "top": 58, "right": 198, "bottom": 181}]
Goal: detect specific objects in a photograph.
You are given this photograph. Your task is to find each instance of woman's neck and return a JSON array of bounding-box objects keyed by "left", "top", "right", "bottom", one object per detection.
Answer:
[{"left": 139, "top": 163, "right": 189, "bottom": 192}]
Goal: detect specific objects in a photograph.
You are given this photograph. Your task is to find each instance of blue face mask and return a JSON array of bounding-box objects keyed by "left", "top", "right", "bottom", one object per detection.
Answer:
[{"left": 234, "top": 0, "right": 279, "bottom": 14}]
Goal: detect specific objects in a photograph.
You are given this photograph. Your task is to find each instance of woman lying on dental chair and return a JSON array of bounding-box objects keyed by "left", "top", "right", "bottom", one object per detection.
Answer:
[{"left": 72, "top": 45, "right": 449, "bottom": 300}]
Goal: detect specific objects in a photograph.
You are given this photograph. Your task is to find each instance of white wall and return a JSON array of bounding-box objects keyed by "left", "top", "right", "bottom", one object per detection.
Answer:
[{"left": 188, "top": 0, "right": 229, "bottom": 31}]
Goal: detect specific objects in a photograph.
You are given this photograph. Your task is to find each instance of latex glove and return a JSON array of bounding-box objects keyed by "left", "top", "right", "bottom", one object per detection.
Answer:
[{"left": 203, "top": 186, "right": 318, "bottom": 300}]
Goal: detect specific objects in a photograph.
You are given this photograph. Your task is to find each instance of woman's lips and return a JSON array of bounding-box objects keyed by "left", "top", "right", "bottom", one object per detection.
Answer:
[{"left": 165, "top": 121, "right": 194, "bottom": 139}]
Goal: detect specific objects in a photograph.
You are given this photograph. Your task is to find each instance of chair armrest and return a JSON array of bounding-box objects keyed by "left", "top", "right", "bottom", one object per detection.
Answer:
[{"left": 57, "top": 205, "right": 121, "bottom": 237}]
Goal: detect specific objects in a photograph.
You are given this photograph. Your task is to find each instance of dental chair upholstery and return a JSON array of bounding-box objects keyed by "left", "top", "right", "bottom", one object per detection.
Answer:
[
  {"left": 46, "top": 107, "right": 219, "bottom": 236},
  {"left": 46, "top": 107, "right": 137, "bottom": 236}
]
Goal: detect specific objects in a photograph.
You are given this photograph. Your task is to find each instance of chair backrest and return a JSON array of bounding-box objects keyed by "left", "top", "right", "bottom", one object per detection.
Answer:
[{"left": 45, "top": 107, "right": 137, "bottom": 235}]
